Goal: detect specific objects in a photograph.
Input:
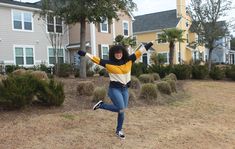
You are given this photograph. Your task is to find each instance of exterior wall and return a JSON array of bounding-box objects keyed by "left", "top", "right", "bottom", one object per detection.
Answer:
[
  {"left": 0, "top": 3, "right": 69, "bottom": 66},
  {"left": 115, "top": 11, "right": 133, "bottom": 38},
  {"left": 206, "top": 36, "right": 231, "bottom": 64},
  {"left": 69, "top": 22, "right": 91, "bottom": 45},
  {"left": 95, "top": 11, "right": 133, "bottom": 57},
  {"left": 68, "top": 11, "right": 133, "bottom": 60}
]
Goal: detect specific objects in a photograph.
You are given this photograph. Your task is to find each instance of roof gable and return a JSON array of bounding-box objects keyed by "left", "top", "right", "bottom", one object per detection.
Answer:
[{"left": 133, "top": 9, "right": 180, "bottom": 33}]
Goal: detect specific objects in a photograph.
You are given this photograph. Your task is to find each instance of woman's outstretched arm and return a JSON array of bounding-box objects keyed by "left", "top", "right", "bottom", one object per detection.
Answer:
[
  {"left": 77, "top": 50, "right": 107, "bottom": 67},
  {"left": 129, "top": 41, "right": 153, "bottom": 62}
]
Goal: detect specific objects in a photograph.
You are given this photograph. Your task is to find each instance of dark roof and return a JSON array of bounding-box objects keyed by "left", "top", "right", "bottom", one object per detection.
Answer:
[
  {"left": 0, "top": 0, "right": 41, "bottom": 9},
  {"left": 142, "top": 42, "right": 155, "bottom": 51},
  {"left": 133, "top": 9, "right": 180, "bottom": 33}
]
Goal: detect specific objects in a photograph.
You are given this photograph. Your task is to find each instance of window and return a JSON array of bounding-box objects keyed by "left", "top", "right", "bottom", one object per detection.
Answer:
[
  {"left": 15, "top": 47, "right": 24, "bottom": 65},
  {"left": 142, "top": 53, "right": 148, "bottom": 66},
  {"left": 56, "top": 17, "right": 63, "bottom": 33},
  {"left": 101, "top": 45, "right": 109, "bottom": 60},
  {"left": 100, "top": 18, "right": 108, "bottom": 33},
  {"left": 48, "top": 48, "right": 64, "bottom": 65},
  {"left": 157, "top": 34, "right": 167, "bottom": 43},
  {"left": 123, "top": 21, "right": 129, "bottom": 36},
  {"left": 12, "top": 10, "right": 33, "bottom": 31},
  {"left": 158, "top": 52, "right": 168, "bottom": 63},
  {"left": 47, "top": 15, "right": 54, "bottom": 32},
  {"left": 14, "top": 46, "right": 34, "bottom": 66},
  {"left": 47, "top": 15, "right": 63, "bottom": 33},
  {"left": 25, "top": 48, "right": 34, "bottom": 64}
]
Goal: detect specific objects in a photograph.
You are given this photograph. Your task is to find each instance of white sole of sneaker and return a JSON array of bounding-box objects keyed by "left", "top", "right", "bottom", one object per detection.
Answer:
[
  {"left": 116, "top": 134, "right": 125, "bottom": 140},
  {"left": 92, "top": 100, "right": 103, "bottom": 110}
]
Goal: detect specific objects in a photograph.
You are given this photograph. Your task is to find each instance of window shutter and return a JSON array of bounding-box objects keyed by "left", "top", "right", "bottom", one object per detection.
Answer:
[
  {"left": 98, "top": 44, "right": 102, "bottom": 58},
  {"left": 97, "top": 23, "right": 101, "bottom": 32},
  {"left": 108, "top": 23, "right": 111, "bottom": 33}
]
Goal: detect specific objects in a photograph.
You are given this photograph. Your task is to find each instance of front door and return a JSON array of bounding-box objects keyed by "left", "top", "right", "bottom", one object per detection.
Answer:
[{"left": 142, "top": 53, "right": 148, "bottom": 66}]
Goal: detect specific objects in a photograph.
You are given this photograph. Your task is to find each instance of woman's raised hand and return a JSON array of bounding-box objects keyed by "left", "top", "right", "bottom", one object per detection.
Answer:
[{"left": 77, "top": 50, "right": 86, "bottom": 56}]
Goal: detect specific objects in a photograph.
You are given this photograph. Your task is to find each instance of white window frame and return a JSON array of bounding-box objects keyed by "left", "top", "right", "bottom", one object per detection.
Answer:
[
  {"left": 100, "top": 18, "right": 108, "bottom": 33},
  {"left": 123, "top": 21, "right": 129, "bottom": 37},
  {"left": 13, "top": 45, "right": 35, "bottom": 67},
  {"left": 158, "top": 52, "right": 169, "bottom": 64},
  {"left": 12, "top": 9, "right": 34, "bottom": 32},
  {"left": 47, "top": 46, "right": 65, "bottom": 66},
  {"left": 101, "top": 44, "right": 109, "bottom": 59},
  {"left": 46, "top": 15, "right": 63, "bottom": 34}
]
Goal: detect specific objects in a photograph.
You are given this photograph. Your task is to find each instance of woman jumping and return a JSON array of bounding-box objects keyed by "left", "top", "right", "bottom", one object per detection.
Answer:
[{"left": 77, "top": 41, "right": 153, "bottom": 139}]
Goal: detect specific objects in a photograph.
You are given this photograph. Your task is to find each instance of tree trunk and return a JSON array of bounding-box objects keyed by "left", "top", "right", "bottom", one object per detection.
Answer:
[
  {"left": 208, "top": 48, "right": 213, "bottom": 71},
  {"left": 79, "top": 18, "right": 87, "bottom": 78},
  {"left": 169, "top": 41, "right": 175, "bottom": 66}
]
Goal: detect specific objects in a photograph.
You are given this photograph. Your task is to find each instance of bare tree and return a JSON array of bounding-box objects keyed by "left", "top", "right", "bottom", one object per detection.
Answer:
[{"left": 188, "top": 0, "right": 232, "bottom": 70}]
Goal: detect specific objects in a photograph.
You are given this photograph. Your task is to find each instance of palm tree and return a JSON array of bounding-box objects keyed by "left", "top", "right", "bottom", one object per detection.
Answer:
[
  {"left": 114, "top": 35, "right": 136, "bottom": 48},
  {"left": 158, "top": 28, "right": 185, "bottom": 66}
]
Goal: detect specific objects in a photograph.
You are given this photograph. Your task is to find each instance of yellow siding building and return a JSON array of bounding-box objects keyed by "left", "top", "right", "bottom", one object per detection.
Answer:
[{"left": 133, "top": 0, "right": 206, "bottom": 65}]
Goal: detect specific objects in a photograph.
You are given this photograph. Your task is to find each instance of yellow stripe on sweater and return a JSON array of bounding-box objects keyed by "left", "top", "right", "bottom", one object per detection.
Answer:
[
  {"left": 106, "top": 61, "right": 132, "bottom": 74},
  {"left": 135, "top": 50, "right": 142, "bottom": 59},
  {"left": 86, "top": 53, "right": 100, "bottom": 65}
]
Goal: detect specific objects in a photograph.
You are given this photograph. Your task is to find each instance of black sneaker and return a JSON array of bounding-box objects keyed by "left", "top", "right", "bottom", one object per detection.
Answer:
[
  {"left": 116, "top": 130, "right": 125, "bottom": 140},
  {"left": 93, "top": 100, "right": 103, "bottom": 110}
]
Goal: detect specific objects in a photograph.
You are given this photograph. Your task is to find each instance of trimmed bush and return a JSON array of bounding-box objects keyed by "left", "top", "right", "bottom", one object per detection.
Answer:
[
  {"left": 157, "top": 81, "right": 172, "bottom": 95},
  {"left": 0, "top": 74, "right": 5, "bottom": 85},
  {"left": 225, "top": 65, "right": 235, "bottom": 81},
  {"left": 87, "top": 70, "right": 94, "bottom": 77},
  {"left": 30, "top": 71, "right": 49, "bottom": 81},
  {"left": 209, "top": 66, "right": 225, "bottom": 80},
  {"left": 58, "top": 63, "right": 72, "bottom": 77},
  {"left": 138, "top": 74, "right": 154, "bottom": 83},
  {"left": 94, "top": 65, "right": 101, "bottom": 74},
  {"left": 5, "top": 65, "right": 20, "bottom": 74},
  {"left": 99, "top": 68, "right": 109, "bottom": 77},
  {"left": 163, "top": 73, "right": 177, "bottom": 81},
  {"left": 39, "top": 64, "right": 51, "bottom": 73},
  {"left": 77, "top": 81, "right": 94, "bottom": 96},
  {"left": 230, "top": 71, "right": 235, "bottom": 81},
  {"left": 12, "top": 69, "right": 27, "bottom": 76},
  {"left": 151, "top": 73, "right": 160, "bottom": 81},
  {"left": 37, "top": 79, "right": 65, "bottom": 106},
  {"left": 130, "top": 76, "right": 141, "bottom": 89},
  {"left": 192, "top": 65, "right": 208, "bottom": 79},
  {"left": 172, "top": 64, "right": 191, "bottom": 80},
  {"left": 92, "top": 87, "right": 106, "bottom": 102},
  {"left": 148, "top": 64, "right": 172, "bottom": 78},
  {"left": 131, "top": 62, "right": 148, "bottom": 77},
  {"left": 0, "top": 74, "right": 38, "bottom": 109},
  {"left": 129, "top": 89, "right": 136, "bottom": 101},
  {"left": 166, "top": 80, "right": 177, "bottom": 93},
  {"left": 0, "top": 73, "right": 65, "bottom": 109},
  {"left": 140, "top": 83, "right": 158, "bottom": 101}
]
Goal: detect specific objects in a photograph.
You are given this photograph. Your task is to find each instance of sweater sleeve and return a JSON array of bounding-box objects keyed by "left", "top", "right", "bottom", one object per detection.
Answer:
[
  {"left": 128, "top": 44, "right": 147, "bottom": 62},
  {"left": 85, "top": 53, "right": 107, "bottom": 67}
]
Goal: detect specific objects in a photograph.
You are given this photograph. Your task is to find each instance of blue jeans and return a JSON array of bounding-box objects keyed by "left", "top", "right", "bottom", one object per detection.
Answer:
[{"left": 100, "top": 87, "right": 129, "bottom": 132}]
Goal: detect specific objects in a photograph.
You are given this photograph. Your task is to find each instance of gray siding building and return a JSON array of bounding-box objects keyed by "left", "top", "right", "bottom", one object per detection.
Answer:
[{"left": 0, "top": 0, "right": 69, "bottom": 67}]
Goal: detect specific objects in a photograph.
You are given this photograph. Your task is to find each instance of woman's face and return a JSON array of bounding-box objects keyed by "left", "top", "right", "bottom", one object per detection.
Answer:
[{"left": 114, "top": 51, "right": 123, "bottom": 60}]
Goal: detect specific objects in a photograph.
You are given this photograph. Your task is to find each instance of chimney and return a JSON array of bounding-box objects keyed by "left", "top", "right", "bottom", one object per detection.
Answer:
[{"left": 176, "top": 0, "right": 186, "bottom": 18}]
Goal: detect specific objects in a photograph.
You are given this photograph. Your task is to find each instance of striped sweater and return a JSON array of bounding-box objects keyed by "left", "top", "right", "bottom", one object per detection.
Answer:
[{"left": 85, "top": 44, "right": 147, "bottom": 88}]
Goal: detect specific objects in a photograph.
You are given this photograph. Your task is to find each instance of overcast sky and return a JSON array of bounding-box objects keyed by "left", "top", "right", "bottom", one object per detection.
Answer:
[{"left": 20, "top": 0, "right": 235, "bottom": 33}]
